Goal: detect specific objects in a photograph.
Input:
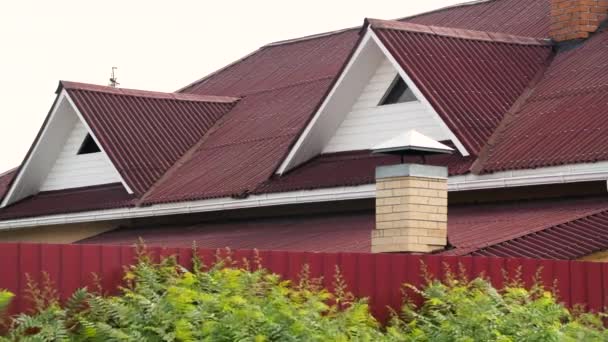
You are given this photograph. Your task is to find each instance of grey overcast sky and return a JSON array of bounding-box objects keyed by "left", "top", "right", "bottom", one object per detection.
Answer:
[{"left": 0, "top": 0, "right": 463, "bottom": 172}]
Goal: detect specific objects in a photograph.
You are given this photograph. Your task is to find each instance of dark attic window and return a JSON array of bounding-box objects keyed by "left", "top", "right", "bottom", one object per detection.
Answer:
[
  {"left": 379, "top": 76, "right": 417, "bottom": 105},
  {"left": 77, "top": 134, "right": 101, "bottom": 155}
]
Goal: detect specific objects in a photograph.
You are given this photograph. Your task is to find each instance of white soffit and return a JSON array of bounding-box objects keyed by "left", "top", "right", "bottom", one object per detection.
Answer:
[
  {"left": 276, "top": 27, "right": 468, "bottom": 175},
  {"left": 372, "top": 130, "right": 454, "bottom": 155},
  {"left": 1, "top": 90, "right": 132, "bottom": 208}
]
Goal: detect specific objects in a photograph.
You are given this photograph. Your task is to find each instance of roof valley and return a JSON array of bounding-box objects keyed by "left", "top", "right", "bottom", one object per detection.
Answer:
[{"left": 470, "top": 48, "right": 557, "bottom": 174}]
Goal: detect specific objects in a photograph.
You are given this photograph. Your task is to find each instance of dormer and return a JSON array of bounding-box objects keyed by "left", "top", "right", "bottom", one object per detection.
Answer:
[
  {"left": 1, "top": 90, "right": 129, "bottom": 207},
  {"left": 277, "top": 19, "right": 552, "bottom": 175},
  {"left": 277, "top": 19, "right": 470, "bottom": 174}
]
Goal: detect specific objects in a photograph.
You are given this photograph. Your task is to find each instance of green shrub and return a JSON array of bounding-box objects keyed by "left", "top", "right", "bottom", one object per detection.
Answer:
[
  {"left": 0, "top": 251, "right": 606, "bottom": 341},
  {"left": 386, "top": 270, "right": 608, "bottom": 342},
  {"left": 0, "top": 250, "right": 382, "bottom": 341}
]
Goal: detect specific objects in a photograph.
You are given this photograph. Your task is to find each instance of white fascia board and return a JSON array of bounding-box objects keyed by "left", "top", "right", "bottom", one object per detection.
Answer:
[
  {"left": 276, "top": 32, "right": 375, "bottom": 175},
  {"left": 0, "top": 184, "right": 376, "bottom": 230},
  {"left": 64, "top": 92, "right": 133, "bottom": 194},
  {"left": 1, "top": 92, "right": 67, "bottom": 208},
  {"left": 2, "top": 160, "right": 608, "bottom": 230},
  {"left": 368, "top": 30, "right": 470, "bottom": 157}
]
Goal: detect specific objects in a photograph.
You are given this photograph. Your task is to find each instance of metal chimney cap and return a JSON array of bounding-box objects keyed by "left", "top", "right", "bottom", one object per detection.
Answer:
[{"left": 372, "top": 130, "right": 454, "bottom": 155}]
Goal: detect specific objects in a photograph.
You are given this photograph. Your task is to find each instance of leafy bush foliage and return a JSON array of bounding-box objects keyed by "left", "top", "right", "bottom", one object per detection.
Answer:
[
  {"left": 0, "top": 249, "right": 382, "bottom": 341},
  {"left": 386, "top": 269, "right": 608, "bottom": 342},
  {"left": 0, "top": 250, "right": 606, "bottom": 341}
]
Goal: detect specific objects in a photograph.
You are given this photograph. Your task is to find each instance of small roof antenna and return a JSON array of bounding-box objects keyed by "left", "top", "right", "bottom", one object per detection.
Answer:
[
  {"left": 372, "top": 130, "right": 453, "bottom": 164},
  {"left": 109, "top": 67, "right": 120, "bottom": 88}
]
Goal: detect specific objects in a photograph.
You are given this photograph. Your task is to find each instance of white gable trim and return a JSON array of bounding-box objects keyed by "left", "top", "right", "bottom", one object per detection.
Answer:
[
  {"left": 64, "top": 93, "right": 133, "bottom": 194},
  {"left": 368, "top": 30, "right": 469, "bottom": 157},
  {"left": 276, "top": 28, "right": 468, "bottom": 175},
  {"left": 1, "top": 90, "right": 132, "bottom": 208},
  {"left": 277, "top": 33, "right": 374, "bottom": 175}
]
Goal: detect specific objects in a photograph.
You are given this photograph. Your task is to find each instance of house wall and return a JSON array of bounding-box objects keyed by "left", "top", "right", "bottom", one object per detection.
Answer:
[
  {"left": 0, "top": 221, "right": 121, "bottom": 244},
  {"left": 323, "top": 58, "right": 447, "bottom": 153},
  {"left": 40, "top": 120, "right": 122, "bottom": 191}
]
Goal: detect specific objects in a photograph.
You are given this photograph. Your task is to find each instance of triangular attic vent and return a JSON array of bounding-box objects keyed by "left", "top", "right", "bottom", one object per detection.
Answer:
[
  {"left": 379, "top": 76, "right": 417, "bottom": 105},
  {"left": 77, "top": 134, "right": 101, "bottom": 155}
]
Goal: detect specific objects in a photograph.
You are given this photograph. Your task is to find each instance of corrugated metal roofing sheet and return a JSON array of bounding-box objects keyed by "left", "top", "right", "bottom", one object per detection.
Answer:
[
  {"left": 370, "top": 19, "right": 553, "bottom": 154},
  {"left": 470, "top": 211, "right": 608, "bottom": 259},
  {"left": 181, "top": 30, "right": 359, "bottom": 97},
  {"left": 63, "top": 82, "right": 238, "bottom": 195},
  {"left": 256, "top": 150, "right": 474, "bottom": 194},
  {"left": 445, "top": 195, "right": 608, "bottom": 258},
  {"left": 404, "top": 0, "right": 550, "bottom": 38},
  {"left": 142, "top": 78, "right": 334, "bottom": 204},
  {"left": 0, "top": 183, "right": 136, "bottom": 220},
  {"left": 79, "top": 211, "right": 373, "bottom": 253},
  {"left": 478, "top": 29, "right": 608, "bottom": 172},
  {"left": 182, "top": 0, "right": 550, "bottom": 97},
  {"left": 79, "top": 194, "right": 608, "bottom": 259}
]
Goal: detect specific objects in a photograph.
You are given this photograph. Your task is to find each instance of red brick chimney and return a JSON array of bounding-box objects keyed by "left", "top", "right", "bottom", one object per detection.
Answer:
[{"left": 551, "top": 0, "right": 608, "bottom": 41}]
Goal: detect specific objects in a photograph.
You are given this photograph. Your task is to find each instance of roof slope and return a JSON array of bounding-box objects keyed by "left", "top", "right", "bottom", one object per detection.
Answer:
[
  {"left": 181, "top": 30, "right": 359, "bottom": 96},
  {"left": 0, "top": 183, "right": 135, "bottom": 220},
  {"left": 182, "top": 0, "right": 550, "bottom": 97},
  {"left": 470, "top": 211, "right": 608, "bottom": 259},
  {"left": 63, "top": 82, "right": 238, "bottom": 195},
  {"left": 79, "top": 211, "right": 373, "bottom": 253},
  {"left": 369, "top": 19, "right": 553, "bottom": 154},
  {"left": 143, "top": 78, "right": 334, "bottom": 204},
  {"left": 78, "top": 194, "right": 608, "bottom": 259},
  {"left": 478, "top": 29, "right": 608, "bottom": 172},
  {"left": 446, "top": 196, "right": 608, "bottom": 258},
  {"left": 405, "top": 0, "right": 550, "bottom": 38}
]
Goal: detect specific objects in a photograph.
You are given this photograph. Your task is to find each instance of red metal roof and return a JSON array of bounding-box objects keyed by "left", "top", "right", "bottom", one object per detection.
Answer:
[
  {"left": 445, "top": 195, "right": 608, "bottom": 258},
  {"left": 477, "top": 29, "right": 608, "bottom": 172},
  {"left": 470, "top": 211, "right": 608, "bottom": 259},
  {"left": 63, "top": 81, "right": 238, "bottom": 195},
  {"left": 404, "top": 0, "right": 550, "bottom": 38},
  {"left": 182, "top": 0, "right": 550, "bottom": 97},
  {"left": 79, "top": 211, "right": 373, "bottom": 253},
  {"left": 142, "top": 78, "right": 335, "bottom": 204},
  {"left": 255, "top": 150, "right": 474, "bottom": 194},
  {"left": 181, "top": 30, "right": 359, "bottom": 97},
  {"left": 78, "top": 195, "right": 608, "bottom": 259},
  {"left": 369, "top": 19, "right": 553, "bottom": 154},
  {"left": 0, "top": 183, "right": 135, "bottom": 220}
]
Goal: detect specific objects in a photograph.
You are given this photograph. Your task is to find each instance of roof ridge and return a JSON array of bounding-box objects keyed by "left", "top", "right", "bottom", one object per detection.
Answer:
[
  {"left": 366, "top": 18, "right": 550, "bottom": 46},
  {"left": 60, "top": 81, "right": 240, "bottom": 103},
  {"left": 471, "top": 48, "right": 556, "bottom": 174}
]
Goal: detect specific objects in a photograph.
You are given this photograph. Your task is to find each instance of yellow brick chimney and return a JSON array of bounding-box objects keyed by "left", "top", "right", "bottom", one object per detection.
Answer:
[{"left": 371, "top": 130, "right": 451, "bottom": 253}]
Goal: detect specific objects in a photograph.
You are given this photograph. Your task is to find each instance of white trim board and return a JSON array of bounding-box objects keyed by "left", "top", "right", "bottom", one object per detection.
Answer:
[
  {"left": 1, "top": 91, "right": 132, "bottom": 208},
  {"left": 1, "top": 160, "right": 608, "bottom": 230},
  {"left": 276, "top": 28, "right": 468, "bottom": 175}
]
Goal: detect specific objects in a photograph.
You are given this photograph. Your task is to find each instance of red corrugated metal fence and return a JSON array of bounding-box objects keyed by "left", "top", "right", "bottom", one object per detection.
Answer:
[{"left": 0, "top": 243, "right": 606, "bottom": 323}]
